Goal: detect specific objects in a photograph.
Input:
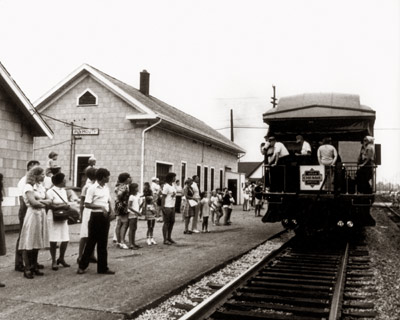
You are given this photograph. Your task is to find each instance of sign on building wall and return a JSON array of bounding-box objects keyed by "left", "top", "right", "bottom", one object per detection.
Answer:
[{"left": 72, "top": 128, "right": 99, "bottom": 136}]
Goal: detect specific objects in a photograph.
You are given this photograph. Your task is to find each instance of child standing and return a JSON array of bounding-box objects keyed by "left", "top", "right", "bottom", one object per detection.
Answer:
[
  {"left": 200, "top": 192, "right": 211, "bottom": 232},
  {"left": 143, "top": 196, "right": 157, "bottom": 245},
  {"left": 210, "top": 190, "right": 219, "bottom": 225},
  {"left": 127, "top": 183, "right": 141, "bottom": 250}
]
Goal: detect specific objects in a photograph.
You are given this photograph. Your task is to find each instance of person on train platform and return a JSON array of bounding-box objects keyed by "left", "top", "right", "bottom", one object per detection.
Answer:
[
  {"left": 254, "top": 180, "right": 264, "bottom": 217},
  {"left": 356, "top": 136, "right": 375, "bottom": 194},
  {"left": 260, "top": 135, "right": 274, "bottom": 164},
  {"left": 294, "top": 135, "right": 312, "bottom": 166},
  {"left": 267, "top": 136, "right": 290, "bottom": 192},
  {"left": 317, "top": 137, "right": 338, "bottom": 191}
]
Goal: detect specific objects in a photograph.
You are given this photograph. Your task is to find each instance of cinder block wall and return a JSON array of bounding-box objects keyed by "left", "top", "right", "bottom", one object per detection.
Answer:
[
  {"left": 34, "top": 75, "right": 238, "bottom": 197},
  {"left": 0, "top": 86, "right": 34, "bottom": 226}
]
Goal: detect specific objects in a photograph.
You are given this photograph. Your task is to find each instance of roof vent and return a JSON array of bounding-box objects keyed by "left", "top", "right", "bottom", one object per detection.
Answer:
[{"left": 140, "top": 70, "right": 150, "bottom": 95}]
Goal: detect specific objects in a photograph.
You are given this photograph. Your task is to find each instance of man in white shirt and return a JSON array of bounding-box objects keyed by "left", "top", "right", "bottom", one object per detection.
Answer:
[
  {"left": 77, "top": 168, "right": 115, "bottom": 275},
  {"left": 15, "top": 160, "right": 40, "bottom": 272},
  {"left": 295, "top": 135, "right": 312, "bottom": 156},
  {"left": 268, "top": 137, "right": 290, "bottom": 192},
  {"left": 161, "top": 172, "right": 177, "bottom": 245}
]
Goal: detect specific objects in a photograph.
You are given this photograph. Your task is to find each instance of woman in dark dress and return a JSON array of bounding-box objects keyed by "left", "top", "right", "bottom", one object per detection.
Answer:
[{"left": 0, "top": 174, "right": 6, "bottom": 287}]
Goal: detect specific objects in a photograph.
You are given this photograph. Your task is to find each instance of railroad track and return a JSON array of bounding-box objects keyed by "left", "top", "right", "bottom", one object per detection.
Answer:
[{"left": 180, "top": 236, "right": 376, "bottom": 320}]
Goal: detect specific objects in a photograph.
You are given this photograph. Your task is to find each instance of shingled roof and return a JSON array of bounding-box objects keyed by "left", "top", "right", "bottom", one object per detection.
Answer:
[{"left": 35, "top": 64, "right": 244, "bottom": 154}]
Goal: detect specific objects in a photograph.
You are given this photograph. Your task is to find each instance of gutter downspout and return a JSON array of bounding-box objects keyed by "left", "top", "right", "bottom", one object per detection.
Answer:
[{"left": 141, "top": 118, "right": 162, "bottom": 192}]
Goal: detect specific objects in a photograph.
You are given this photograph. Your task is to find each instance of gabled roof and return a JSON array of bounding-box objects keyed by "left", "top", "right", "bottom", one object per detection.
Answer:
[
  {"left": 35, "top": 64, "right": 245, "bottom": 154},
  {"left": 238, "top": 161, "right": 263, "bottom": 178},
  {"left": 0, "top": 61, "right": 53, "bottom": 138}
]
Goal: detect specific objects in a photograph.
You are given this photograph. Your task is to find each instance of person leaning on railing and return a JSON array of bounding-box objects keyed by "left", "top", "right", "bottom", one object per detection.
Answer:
[{"left": 356, "top": 136, "right": 375, "bottom": 194}]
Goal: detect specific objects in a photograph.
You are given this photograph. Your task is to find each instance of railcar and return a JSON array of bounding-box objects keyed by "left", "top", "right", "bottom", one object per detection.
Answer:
[{"left": 261, "top": 93, "right": 380, "bottom": 235}]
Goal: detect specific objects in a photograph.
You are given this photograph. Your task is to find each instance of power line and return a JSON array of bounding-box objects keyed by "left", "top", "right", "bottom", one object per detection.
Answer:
[{"left": 33, "top": 139, "right": 70, "bottom": 151}]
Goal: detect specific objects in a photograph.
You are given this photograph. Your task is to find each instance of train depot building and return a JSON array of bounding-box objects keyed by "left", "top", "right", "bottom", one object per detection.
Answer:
[
  {"left": 33, "top": 64, "right": 245, "bottom": 198},
  {"left": 0, "top": 61, "right": 53, "bottom": 228}
]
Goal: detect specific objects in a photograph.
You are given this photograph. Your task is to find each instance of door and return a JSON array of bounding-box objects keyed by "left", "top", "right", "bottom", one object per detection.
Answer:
[
  {"left": 76, "top": 156, "right": 91, "bottom": 188},
  {"left": 228, "top": 179, "right": 238, "bottom": 203},
  {"left": 156, "top": 162, "right": 172, "bottom": 183}
]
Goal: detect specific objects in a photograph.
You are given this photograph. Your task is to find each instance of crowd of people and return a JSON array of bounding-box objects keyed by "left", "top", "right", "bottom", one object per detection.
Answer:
[{"left": 0, "top": 153, "right": 244, "bottom": 285}]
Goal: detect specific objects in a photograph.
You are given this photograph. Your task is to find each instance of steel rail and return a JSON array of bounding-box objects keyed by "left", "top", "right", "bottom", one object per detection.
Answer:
[
  {"left": 178, "top": 237, "right": 294, "bottom": 320},
  {"left": 328, "top": 242, "right": 350, "bottom": 320}
]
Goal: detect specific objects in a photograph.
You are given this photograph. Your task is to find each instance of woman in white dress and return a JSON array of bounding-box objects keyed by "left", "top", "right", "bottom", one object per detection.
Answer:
[
  {"left": 47, "top": 172, "right": 78, "bottom": 270},
  {"left": 19, "top": 167, "right": 51, "bottom": 279}
]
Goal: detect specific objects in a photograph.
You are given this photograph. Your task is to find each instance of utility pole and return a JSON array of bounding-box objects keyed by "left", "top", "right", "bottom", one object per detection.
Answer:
[
  {"left": 230, "top": 109, "right": 234, "bottom": 142},
  {"left": 271, "top": 85, "right": 277, "bottom": 108}
]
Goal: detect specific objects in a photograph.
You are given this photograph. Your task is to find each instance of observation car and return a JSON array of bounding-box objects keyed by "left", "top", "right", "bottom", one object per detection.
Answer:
[{"left": 261, "top": 93, "right": 380, "bottom": 235}]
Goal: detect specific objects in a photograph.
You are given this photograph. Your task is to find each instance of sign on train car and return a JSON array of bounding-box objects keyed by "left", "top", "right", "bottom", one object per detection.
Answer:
[{"left": 300, "top": 165, "right": 325, "bottom": 190}]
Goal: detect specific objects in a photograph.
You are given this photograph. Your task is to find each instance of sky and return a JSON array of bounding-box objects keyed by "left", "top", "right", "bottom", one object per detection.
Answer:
[{"left": 0, "top": 0, "right": 399, "bottom": 184}]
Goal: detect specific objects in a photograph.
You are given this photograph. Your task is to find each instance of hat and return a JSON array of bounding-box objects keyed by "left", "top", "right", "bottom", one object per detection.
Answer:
[
  {"left": 268, "top": 136, "right": 276, "bottom": 141},
  {"left": 151, "top": 177, "right": 159, "bottom": 181}
]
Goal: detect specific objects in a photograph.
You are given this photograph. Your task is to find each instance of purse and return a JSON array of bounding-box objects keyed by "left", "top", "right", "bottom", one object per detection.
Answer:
[{"left": 52, "top": 189, "right": 80, "bottom": 224}]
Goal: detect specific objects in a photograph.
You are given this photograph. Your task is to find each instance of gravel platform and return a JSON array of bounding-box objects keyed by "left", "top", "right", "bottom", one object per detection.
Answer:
[{"left": 0, "top": 206, "right": 283, "bottom": 320}]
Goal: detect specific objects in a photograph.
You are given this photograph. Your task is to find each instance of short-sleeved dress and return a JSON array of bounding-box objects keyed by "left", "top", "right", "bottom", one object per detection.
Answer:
[
  {"left": 19, "top": 183, "right": 49, "bottom": 250},
  {"left": 47, "top": 186, "right": 70, "bottom": 242}
]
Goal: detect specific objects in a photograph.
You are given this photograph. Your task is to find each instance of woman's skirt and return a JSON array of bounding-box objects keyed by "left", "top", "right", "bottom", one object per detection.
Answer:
[
  {"left": 47, "top": 210, "right": 70, "bottom": 242},
  {"left": 18, "top": 207, "right": 49, "bottom": 250},
  {"left": 80, "top": 208, "right": 92, "bottom": 238}
]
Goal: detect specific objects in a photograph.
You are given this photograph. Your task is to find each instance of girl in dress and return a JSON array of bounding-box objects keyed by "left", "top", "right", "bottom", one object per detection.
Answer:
[
  {"left": 143, "top": 196, "right": 157, "bottom": 245},
  {"left": 19, "top": 167, "right": 51, "bottom": 279},
  {"left": 127, "top": 183, "right": 142, "bottom": 249},
  {"left": 200, "top": 192, "right": 211, "bottom": 233}
]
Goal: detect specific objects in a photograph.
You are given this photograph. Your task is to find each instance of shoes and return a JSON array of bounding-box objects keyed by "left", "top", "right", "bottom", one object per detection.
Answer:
[
  {"left": 24, "top": 270, "right": 34, "bottom": 279},
  {"left": 150, "top": 238, "right": 157, "bottom": 245},
  {"left": 119, "top": 243, "right": 129, "bottom": 250},
  {"left": 133, "top": 244, "right": 142, "bottom": 249},
  {"left": 32, "top": 269, "right": 44, "bottom": 276},
  {"left": 202, "top": 230, "right": 206, "bottom": 233},
  {"left": 168, "top": 239, "right": 176, "bottom": 244},
  {"left": 206, "top": 230, "right": 210, "bottom": 233},
  {"left": 52, "top": 263, "right": 59, "bottom": 271},
  {"left": 98, "top": 269, "right": 115, "bottom": 275},
  {"left": 15, "top": 265, "right": 25, "bottom": 272},
  {"left": 163, "top": 240, "right": 171, "bottom": 245},
  {"left": 89, "top": 257, "right": 98, "bottom": 263},
  {"left": 57, "top": 259, "right": 70, "bottom": 267},
  {"left": 37, "top": 264, "right": 44, "bottom": 269},
  {"left": 192, "top": 229, "right": 200, "bottom": 233},
  {"left": 183, "top": 230, "right": 192, "bottom": 234},
  {"left": 76, "top": 268, "right": 86, "bottom": 275},
  {"left": 147, "top": 238, "right": 152, "bottom": 246},
  {"left": 0, "top": 282, "right": 5, "bottom": 287}
]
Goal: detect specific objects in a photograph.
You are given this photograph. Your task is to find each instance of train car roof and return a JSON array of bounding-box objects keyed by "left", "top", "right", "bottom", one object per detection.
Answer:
[{"left": 263, "top": 93, "right": 376, "bottom": 141}]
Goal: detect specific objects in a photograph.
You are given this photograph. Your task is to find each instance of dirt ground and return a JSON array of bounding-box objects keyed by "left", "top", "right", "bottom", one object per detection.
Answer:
[{"left": 365, "top": 206, "right": 400, "bottom": 320}]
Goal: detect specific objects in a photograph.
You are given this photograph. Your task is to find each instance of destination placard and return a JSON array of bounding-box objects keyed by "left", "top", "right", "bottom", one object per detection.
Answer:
[
  {"left": 72, "top": 128, "right": 99, "bottom": 136},
  {"left": 300, "top": 165, "right": 325, "bottom": 190}
]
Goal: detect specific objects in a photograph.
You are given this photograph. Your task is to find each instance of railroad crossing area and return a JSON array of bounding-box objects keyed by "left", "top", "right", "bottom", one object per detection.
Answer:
[{"left": 0, "top": 207, "right": 283, "bottom": 320}]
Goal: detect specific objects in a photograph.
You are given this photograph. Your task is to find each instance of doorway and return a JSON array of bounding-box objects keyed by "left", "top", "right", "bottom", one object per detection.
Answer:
[
  {"left": 156, "top": 162, "right": 173, "bottom": 183},
  {"left": 228, "top": 179, "right": 238, "bottom": 203},
  {"left": 75, "top": 155, "right": 92, "bottom": 188}
]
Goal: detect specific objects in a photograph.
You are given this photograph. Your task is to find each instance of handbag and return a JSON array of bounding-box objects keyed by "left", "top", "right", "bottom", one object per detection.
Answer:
[{"left": 52, "top": 189, "right": 80, "bottom": 224}]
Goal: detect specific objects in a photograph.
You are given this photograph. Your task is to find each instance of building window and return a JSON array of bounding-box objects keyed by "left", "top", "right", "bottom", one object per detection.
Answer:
[
  {"left": 77, "top": 89, "right": 98, "bottom": 106},
  {"left": 197, "top": 165, "right": 201, "bottom": 186},
  {"left": 181, "top": 161, "right": 187, "bottom": 185},
  {"left": 219, "top": 169, "right": 223, "bottom": 190},
  {"left": 204, "top": 166, "right": 208, "bottom": 191},
  {"left": 156, "top": 162, "right": 172, "bottom": 183},
  {"left": 210, "top": 168, "right": 214, "bottom": 191}
]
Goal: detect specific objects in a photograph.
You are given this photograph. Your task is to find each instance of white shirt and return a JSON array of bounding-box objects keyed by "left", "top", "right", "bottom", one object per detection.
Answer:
[
  {"left": 272, "top": 142, "right": 289, "bottom": 161},
  {"left": 162, "top": 183, "right": 176, "bottom": 208},
  {"left": 17, "top": 176, "right": 27, "bottom": 196},
  {"left": 191, "top": 182, "right": 200, "bottom": 200},
  {"left": 128, "top": 194, "right": 141, "bottom": 218},
  {"left": 85, "top": 182, "right": 110, "bottom": 212},
  {"left": 300, "top": 141, "right": 312, "bottom": 155}
]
